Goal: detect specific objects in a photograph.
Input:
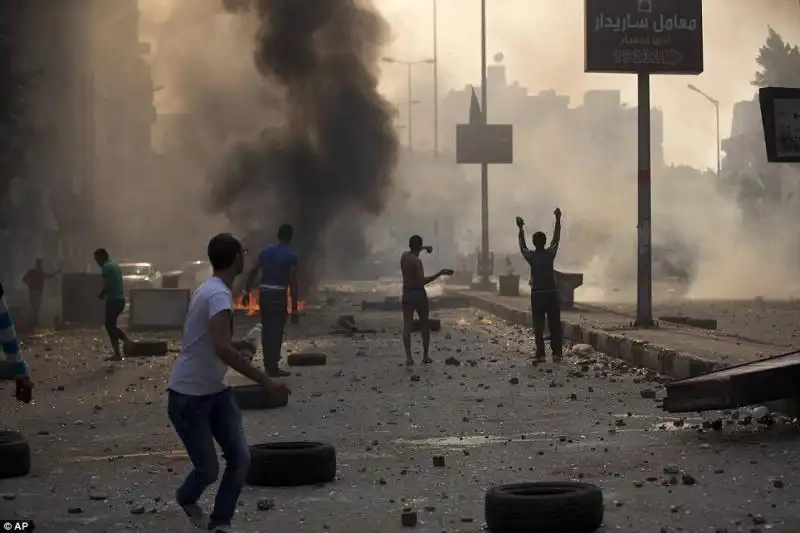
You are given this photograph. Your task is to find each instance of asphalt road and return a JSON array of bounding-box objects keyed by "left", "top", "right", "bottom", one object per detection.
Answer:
[{"left": 2, "top": 294, "right": 799, "bottom": 533}]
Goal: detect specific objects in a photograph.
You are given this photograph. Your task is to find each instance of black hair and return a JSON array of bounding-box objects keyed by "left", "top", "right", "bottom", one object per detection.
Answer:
[
  {"left": 207, "top": 233, "right": 243, "bottom": 270},
  {"left": 277, "top": 224, "right": 294, "bottom": 243},
  {"left": 94, "top": 248, "right": 109, "bottom": 260},
  {"left": 409, "top": 235, "right": 423, "bottom": 249},
  {"left": 532, "top": 231, "right": 547, "bottom": 249}
]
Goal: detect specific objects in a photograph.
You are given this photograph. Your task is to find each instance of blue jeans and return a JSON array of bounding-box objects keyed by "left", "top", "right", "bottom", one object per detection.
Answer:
[{"left": 168, "top": 388, "right": 251, "bottom": 527}]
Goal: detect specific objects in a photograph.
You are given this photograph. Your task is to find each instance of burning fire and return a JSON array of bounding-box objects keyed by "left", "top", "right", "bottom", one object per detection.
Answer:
[{"left": 234, "top": 289, "right": 305, "bottom": 316}]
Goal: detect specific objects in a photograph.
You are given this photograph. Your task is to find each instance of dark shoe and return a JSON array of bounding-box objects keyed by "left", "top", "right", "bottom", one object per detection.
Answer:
[
  {"left": 267, "top": 369, "right": 291, "bottom": 378},
  {"left": 552, "top": 353, "right": 563, "bottom": 363}
]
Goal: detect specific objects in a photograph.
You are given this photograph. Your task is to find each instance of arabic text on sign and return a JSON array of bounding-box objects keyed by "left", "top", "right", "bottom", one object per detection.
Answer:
[
  {"left": 613, "top": 49, "right": 674, "bottom": 65},
  {"left": 594, "top": 13, "right": 698, "bottom": 33}
]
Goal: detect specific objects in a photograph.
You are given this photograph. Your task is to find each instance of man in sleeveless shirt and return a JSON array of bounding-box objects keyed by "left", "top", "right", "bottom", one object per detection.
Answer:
[
  {"left": 517, "top": 208, "right": 563, "bottom": 362},
  {"left": 400, "top": 235, "right": 453, "bottom": 365}
]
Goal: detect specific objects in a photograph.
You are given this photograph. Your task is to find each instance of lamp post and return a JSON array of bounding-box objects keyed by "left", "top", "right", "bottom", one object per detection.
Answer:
[
  {"left": 432, "top": 0, "right": 439, "bottom": 157},
  {"left": 687, "top": 83, "right": 721, "bottom": 177},
  {"left": 392, "top": 99, "right": 421, "bottom": 142},
  {"left": 382, "top": 57, "right": 435, "bottom": 151}
]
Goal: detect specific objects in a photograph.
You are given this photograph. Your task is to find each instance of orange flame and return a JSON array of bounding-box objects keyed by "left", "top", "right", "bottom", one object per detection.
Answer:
[{"left": 233, "top": 289, "right": 305, "bottom": 316}]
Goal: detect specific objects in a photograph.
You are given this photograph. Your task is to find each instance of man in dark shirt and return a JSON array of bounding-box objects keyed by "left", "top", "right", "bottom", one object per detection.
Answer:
[
  {"left": 22, "top": 259, "right": 59, "bottom": 328},
  {"left": 243, "top": 224, "right": 298, "bottom": 377},
  {"left": 517, "top": 208, "right": 563, "bottom": 362}
]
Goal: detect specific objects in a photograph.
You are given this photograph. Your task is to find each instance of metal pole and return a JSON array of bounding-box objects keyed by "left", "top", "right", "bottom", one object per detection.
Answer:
[
  {"left": 432, "top": 0, "right": 439, "bottom": 157},
  {"left": 479, "top": 0, "right": 490, "bottom": 287},
  {"left": 407, "top": 62, "right": 413, "bottom": 150},
  {"left": 636, "top": 73, "right": 653, "bottom": 327},
  {"left": 714, "top": 101, "right": 721, "bottom": 177}
]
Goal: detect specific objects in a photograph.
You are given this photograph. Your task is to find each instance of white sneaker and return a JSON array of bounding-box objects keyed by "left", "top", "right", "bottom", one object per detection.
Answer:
[{"left": 180, "top": 503, "right": 207, "bottom": 529}]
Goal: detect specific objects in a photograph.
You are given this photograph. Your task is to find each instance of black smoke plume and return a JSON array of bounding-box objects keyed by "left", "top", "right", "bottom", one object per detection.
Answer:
[{"left": 211, "top": 0, "right": 399, "bottom": 285}]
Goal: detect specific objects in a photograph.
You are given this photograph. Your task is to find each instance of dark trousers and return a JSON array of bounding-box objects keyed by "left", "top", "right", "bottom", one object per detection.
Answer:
[
  {"left": 531, "top": 290, "right": 562, "bottom": 357},
  {"left": 168, "top": 388, "right": 250, "bottom": 528},
  {"left": 28, "top": 290, "right": 42, "bottom": 327},
  {"left": 104, "top": 299, "right": 128, "bottom": 345},
  {"left": 259, "top": 289, "right": 287, "bottom": 372}
]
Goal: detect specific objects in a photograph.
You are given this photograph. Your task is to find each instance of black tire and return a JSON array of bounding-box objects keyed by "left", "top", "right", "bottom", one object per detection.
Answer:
[
  {"left": 286, "top": 352, "right": 327, "bottom": 367},
  {"left": 246, "top": 442, "right": 336, "bottom": 487},
  {"left": 232, "top": 385, "right": 289, "bottom": 410},
  {"left": 485, "top": 482, "right": 603, "bottom": 533},
  {"left": 0, "top": 361, "right": 16, "bottom": 381},
  {"left": 0, "top": 430, "right": 31, "bottom": 479}
]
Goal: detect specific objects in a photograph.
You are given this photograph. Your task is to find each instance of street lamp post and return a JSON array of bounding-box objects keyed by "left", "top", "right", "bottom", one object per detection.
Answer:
[
  {"left": 432, "top": 0, "right": 439, "bottom": 157},
  {"left": 687, "top": 84, "right": 721, "bottom": 177},
  {"left": 383, "top": 57, "right": 435, "bottom": 152}
]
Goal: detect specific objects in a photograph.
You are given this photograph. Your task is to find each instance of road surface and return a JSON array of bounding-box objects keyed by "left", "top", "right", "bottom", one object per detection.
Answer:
[{"left": 1, "top": 293, "right": 798, "bottom": 532}]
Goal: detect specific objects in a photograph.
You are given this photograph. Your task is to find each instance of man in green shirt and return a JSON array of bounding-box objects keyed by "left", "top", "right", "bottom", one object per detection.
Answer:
[{"left": 94, "top": 248, "right": 131, "bottom": 361}]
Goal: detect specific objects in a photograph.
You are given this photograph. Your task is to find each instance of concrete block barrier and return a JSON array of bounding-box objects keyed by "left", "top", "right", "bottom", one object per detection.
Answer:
[{"left": 129, "top": 288, "right": 191, "bottom": 330}]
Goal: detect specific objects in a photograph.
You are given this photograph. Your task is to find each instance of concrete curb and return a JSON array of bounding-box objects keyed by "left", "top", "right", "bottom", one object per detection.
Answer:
[{"left": 455, "top": 291, "right": 723, "bottom": 380}]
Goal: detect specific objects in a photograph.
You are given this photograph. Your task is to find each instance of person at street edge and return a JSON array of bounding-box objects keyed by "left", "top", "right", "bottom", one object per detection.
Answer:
[
  {"left": 517, "top": 208, "right": 563, "bottom": 362},
  {"left": 243, "top": 223, "right": 298, "bottom": 378},
  {"left": 94, "top": 248, "right": 131, "bottom": 361},
  {"left": 167, "top": 233, "right": 290, "bottom": 533},
  {"left": 400, "top": 235, "right": 454, "bottom": 366},
  {"left": 0, "top": 280, "right": 33, "bottom": 403},
  {"left": 22, "top": 258, "right": 59, "bottom": 328}
]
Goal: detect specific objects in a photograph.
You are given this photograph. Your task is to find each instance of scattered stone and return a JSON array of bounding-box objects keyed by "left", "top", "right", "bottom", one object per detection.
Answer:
[
  {"left": 509, "top": 377, "right": 519, "bottom": 385},
  {"left": 410, "top": 375, "right": 421, "bottom": 382},
  {"left": 444, "top": 356, "right": 461, "bottom": 366},
  {"left": 256, "top": 498, "right": 275, "bottom": 511},
  {"left": 681, "top": 474, "right": 696, "bottom": 486},
  {"left": 130, "top": 506, "right": 146, "bottom": 515},
  {"left": 401, "top": 510, "right": 418, "bottom": 527},
  {"left": 88, "top": 493, "right": 108, "bottom": 501},
  {"left": 663, "top": 466, "right": 680, "bottom": 475},
  {"left": 67, "top": 507, "right": 83, "bottom": 515},
  {"left": 432, "top": 455, "right": 445, "bottom": 467},
  {"left": 640, "top": 388, "right": 656, "bottom": 399},
  {"left": 772, "top": 479, "right": 785, "bottom": 489}
]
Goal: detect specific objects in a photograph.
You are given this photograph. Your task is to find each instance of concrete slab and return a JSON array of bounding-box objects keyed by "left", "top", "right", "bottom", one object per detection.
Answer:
[
  {"left": 452, "top": 290, "right": 785, "bottom": 379},
  {"left": 128, "top": 289, "right": 191, "bottom": 331}
]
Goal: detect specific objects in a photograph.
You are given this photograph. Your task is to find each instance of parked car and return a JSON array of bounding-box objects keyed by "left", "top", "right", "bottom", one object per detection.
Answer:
[
  {"left": 118, "top": 262, "right": 162, "bottom": 293},
  {"left": 177, "top": 260, "right": 212, "bottom": 290}
]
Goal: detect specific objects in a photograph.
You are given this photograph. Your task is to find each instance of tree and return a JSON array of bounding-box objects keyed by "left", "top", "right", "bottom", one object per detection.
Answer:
[
  {"left": 753, "top": 26, "right": 800, "bottom": 88},
  {"left": 0, "top": 2, "right": 33, "bottom": 208}
]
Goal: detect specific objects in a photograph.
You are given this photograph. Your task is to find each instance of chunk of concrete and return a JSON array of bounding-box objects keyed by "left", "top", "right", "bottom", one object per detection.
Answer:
[{"left": 555, "top": 271, "right": 584, "bottom": 309}]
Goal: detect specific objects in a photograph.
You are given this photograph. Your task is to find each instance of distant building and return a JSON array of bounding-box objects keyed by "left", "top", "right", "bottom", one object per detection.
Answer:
[{"left": 440, "top": 57, "right": 664, "bottom": 169}]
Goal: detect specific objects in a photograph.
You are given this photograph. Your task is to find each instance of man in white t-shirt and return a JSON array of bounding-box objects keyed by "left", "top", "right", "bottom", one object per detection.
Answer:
[{"left": 167, "top": 233, "right": 290, "bottom": 533}]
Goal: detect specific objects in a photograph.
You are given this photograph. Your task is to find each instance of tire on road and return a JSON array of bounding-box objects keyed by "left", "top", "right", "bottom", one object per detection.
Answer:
[
  {"left": 232, "top": 385, "right": 288, "bottom": 410},
  {"left": 286, "top": 352, "right": 327, "bottom": 367},
  {"left": 484, "top": 482, "right": 603, "bottom": 533},
  {"left": 246, "top": 441, "right": 336, "bottom": 487},
  {"left": 0, "top": 430, "right": 31, "bottom": 479}
]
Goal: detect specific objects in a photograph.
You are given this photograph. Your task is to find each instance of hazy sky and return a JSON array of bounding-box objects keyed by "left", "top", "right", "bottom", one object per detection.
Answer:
[{"left": 139, "top": 0, "right": 800, "bottom": 170}]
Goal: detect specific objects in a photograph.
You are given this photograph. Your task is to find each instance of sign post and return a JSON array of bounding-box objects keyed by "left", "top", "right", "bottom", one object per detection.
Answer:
[
  {"left": 455, "top": 0, "right": 514, "bottom": 291},
  {"left": 585, "top": 0, "right": 703, "bottom": 327}
]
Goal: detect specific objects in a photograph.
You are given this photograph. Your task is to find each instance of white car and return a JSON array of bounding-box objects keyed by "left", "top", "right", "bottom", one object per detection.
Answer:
[
  {"left": 119, "top": 262, "right": 162, "bottom": 293},
  {"left": 178, "top": 260, "right": 213, "bottom": 290}
]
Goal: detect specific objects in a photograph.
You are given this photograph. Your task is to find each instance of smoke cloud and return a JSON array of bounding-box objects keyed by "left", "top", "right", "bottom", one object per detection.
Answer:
[{"left": 209, "top": 0, "right": 399, "bottom": 283}]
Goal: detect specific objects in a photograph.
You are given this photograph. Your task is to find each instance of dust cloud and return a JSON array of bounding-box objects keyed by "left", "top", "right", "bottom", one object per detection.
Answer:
[
  {"left": 136, "top": 0, "right": 800, "bottom": 299},
  {"left": 374, "top": 0, "right": 800, "bottom": 300}
]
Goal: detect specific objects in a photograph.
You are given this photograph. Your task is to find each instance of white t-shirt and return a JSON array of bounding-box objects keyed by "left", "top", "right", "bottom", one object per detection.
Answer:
[{"left": 168, "top": 277, "right": 233, "bottom": 396}]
